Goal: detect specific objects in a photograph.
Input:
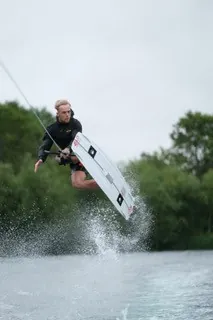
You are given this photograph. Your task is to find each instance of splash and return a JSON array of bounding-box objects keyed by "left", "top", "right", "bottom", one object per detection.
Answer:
[
  {"left": 0, "top": 219, "right": 70, "bottom": 257},
  {"left": 116, "top": 304, "right": 160, "bottom": 320},
  {"left": 81, "top": 166, "right": 154, "bottom": 257},
  {"left": 0, "top": 164, "right": 153, "bottom": 258},
  {"left": 121, "top": 163, "right": 154, "bottom": 251},
  {"left": 116, "top": 304, "right": 130, "bottom": 320}
]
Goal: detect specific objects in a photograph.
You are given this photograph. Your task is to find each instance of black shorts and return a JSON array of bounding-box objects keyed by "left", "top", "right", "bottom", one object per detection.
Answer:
[{"left": 69, "top": 161, "right": 88, "bottom": 175}]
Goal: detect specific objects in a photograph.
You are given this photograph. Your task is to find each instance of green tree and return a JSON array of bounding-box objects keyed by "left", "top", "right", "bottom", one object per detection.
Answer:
[
  {"left": 0, "top": 101, "right": 42, "bottom": 168},
  {"left": 169, "top": 111, "right": 213, "bottom": 177},
  {"left": 126, "top": 158, "right": 202, "bottom": 250},
  {"left": 200, "top": 169, "right": 213, "bottom": 233},
  {"left": 1, "top": 101, "right": 213, "bottom": 254},
  {"left": 33, "top": 106, "right": 55, "bottom": 127}
]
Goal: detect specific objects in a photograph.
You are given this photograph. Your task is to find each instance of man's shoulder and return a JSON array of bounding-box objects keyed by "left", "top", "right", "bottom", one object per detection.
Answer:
[
  {"left": 71, "top": 117, "right": 82, "bottom": 127},
  {"left": 46, "top": 121, "right": 58, "bottom": 130},
  {"left": 44, "top": 121, "right": 58, "bottom": 135}
]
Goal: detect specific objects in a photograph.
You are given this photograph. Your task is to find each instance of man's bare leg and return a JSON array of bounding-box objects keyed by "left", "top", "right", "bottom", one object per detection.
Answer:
[{"left": 71, "top": 171, "right": 99, "bottom": 190}]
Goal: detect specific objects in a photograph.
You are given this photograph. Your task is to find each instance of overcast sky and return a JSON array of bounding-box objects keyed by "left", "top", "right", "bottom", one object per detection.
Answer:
[{"left": 1, "top": 0, "right": 213, "bottom": 162}]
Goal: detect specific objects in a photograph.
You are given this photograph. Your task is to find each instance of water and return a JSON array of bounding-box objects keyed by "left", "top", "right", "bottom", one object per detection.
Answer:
[
  {"left": 0, "top": 179, "right": 212, "bottom": 319},
  {"left": 0, "top": 251, "right": 213, "bottom": 319}
]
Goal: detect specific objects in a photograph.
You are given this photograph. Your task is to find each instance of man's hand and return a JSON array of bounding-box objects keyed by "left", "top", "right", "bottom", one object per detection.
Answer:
[
  {"left": 61, "top": 148, "right": 79, "bottom": 164},
  {"left": 60, "top": 147, "right": 71, "bottom": 159},
  {"left": 70, "top": 155, "right": 79, "bottom": 164},
  {"left": 34, "top": 159, "right": 43, "bottom": 172}
]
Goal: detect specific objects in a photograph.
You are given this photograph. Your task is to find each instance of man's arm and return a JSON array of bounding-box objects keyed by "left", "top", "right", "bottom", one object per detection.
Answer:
[
  {"left": 34, "top": 130, "right": 53, "bottom": 173},
  {"left": 37, "top": 132, "right": 53, "bottom": 162}
]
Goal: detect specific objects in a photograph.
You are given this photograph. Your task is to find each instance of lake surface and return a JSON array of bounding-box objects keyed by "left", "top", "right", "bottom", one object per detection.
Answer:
[{"left": 0, "top": 250, "right": 212, "bottom": 320}]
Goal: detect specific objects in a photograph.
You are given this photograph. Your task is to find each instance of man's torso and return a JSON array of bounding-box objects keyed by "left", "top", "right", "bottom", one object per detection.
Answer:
[{"left": 47, "top": 118, "right": 81, "bottom": 149}]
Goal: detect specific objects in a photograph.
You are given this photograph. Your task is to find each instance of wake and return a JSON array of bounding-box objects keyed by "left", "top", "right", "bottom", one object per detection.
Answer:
[{"left": 83, "top": 168, "right": 153, "bottom": 257}]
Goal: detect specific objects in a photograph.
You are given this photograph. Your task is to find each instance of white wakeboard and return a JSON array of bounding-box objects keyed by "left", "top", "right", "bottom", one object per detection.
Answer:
[{"left": 71, "top": 132, "right": 135, "bottom": 220}]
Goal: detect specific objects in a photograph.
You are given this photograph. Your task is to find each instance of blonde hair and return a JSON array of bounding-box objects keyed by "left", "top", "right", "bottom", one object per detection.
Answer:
[{"left": 54, "top": 99, "right": 71, "bottom": 111}]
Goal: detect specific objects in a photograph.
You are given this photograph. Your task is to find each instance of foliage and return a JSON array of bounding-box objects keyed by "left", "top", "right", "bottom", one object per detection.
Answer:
[
  {"left": 0, "top": 101, "right": 213, "bottom": 255},
  {"left": 169, "top": 111, "right": 213, "bottom": 177}
]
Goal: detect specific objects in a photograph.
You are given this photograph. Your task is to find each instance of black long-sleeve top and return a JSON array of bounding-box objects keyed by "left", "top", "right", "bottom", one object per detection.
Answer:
[{"left": 37, "top": 115, "right": 82, "bottom": 162}]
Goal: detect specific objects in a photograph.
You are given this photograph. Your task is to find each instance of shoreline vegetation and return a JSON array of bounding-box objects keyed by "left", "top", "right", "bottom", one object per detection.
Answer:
[{"left": 1, "top": 101, "right": 213, "bottom": 256}]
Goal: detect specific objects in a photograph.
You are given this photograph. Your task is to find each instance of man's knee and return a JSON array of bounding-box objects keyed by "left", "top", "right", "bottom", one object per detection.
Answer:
[
  {"left": 71, "top": 180, "right": 85, "bottom": 189},
  {"left": 71, "top": 171, "right": 86, "bottom": 189}
]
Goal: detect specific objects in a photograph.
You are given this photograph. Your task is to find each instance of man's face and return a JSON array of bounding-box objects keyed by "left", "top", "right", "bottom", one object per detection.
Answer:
[{"left": 57, "top": 104, "right": 71, "bottom": 123}]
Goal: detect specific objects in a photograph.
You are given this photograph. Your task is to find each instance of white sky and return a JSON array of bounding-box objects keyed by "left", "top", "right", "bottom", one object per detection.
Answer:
[{"left": 0, "top": 0, "right": 213, "bottom": 162}]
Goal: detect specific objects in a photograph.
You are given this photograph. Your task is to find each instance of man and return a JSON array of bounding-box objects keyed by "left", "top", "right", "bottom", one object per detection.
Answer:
[{"left": 34, "top": 99, "right": 99, "bottom": 190}]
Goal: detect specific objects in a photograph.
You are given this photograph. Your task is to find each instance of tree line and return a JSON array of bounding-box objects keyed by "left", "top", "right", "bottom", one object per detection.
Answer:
[{"left": 0, "top": 100, "right": 213, "bottom": 256}]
